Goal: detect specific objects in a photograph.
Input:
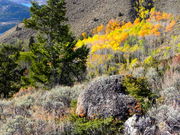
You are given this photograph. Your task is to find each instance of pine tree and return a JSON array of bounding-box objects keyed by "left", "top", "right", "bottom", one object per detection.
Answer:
[
  {"left": 23, "top": 0, "right": 89, "bottom": 88},
  {"left": 0, "top": 44, "right": 24, "bottom": 98}
]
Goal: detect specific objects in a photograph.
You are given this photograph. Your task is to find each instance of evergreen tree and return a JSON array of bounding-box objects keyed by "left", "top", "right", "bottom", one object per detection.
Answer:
[
  {"left": 0, "top": 44, "right": 24, "bottom": 98},
  {"left": 24, "top": 0, "right": 72, "bottom": 44},
  {"left": 23, "top": 0, "right": 89, "bottom": 88}
]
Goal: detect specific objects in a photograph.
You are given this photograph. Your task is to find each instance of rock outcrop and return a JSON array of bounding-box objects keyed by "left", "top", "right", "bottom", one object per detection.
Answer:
[
  {"left": 76, "top": 75, "right": 136, "bottom": 119},
  {"left": 124, "top": 114, "right": 157, "bottom": 135}
]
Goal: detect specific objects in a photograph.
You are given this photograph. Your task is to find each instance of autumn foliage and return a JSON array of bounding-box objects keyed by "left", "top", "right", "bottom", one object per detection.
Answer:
[{"left": 76, "top": 11, "right": 177, "bottom": 78}]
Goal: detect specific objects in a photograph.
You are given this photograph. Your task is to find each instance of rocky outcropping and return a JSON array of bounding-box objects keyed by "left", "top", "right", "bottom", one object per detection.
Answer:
[
  {"left": 124, "top": 114, "right": 157, "bottom": 135},
  {"left": 76, "top": 75, "right": 136, "bottom": 119}
]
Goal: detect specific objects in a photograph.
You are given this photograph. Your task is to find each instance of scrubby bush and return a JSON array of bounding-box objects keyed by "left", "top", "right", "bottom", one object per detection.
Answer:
[
  {"left": 0, "top": 115, "right": 65, "bottom": 135},
  {"left": 0, "top": 84, "right": 86, "bottom": 134},
  {"left": 132, "top": 67, "right": 146, "bottom": 77},
  {"left": 148, "top": 64, "right": 180, "bottom": 134},
  {"left": 12, "top": 95, "right": 35, "bottom": 117},
  {"left": 122, "top": 75, "right": 157, "bottom": 112},
  {"left": 70, "top": 115, "right": 124, "bottom": 135},
  {"left": 149, "top": 105, "right": 180, "bottom": 134},
  {"left": 0, "top": 116, "right": 35, "bottom": 135},
  {"left": 123, "top": 75, "right": 152, "bottom": 99},
  {"left": 38, "top": 84, "right": 85, "bottom": 111},
  {"left": 145, "top": 67, "right": 163, "bottom": 91},
  {"left": 160, "top": 87, "right": 179, "bottom": 105}
]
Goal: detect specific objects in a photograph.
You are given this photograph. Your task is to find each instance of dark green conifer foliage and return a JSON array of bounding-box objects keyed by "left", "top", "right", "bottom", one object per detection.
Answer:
[
  {"left": 23, "top": 0, "right": 89, "bottom": 88},
  {"left": 0, "top": 44, "right": 24, "bottom": 98}
]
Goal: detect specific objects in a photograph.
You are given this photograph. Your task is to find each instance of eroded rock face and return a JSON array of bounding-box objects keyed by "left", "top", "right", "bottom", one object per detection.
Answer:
[
  {"left": 124, "top": 114, "right": 157, "bottom": 135},
  {"left": 76, "top": 75, "right": 136, "bottom": 119}
]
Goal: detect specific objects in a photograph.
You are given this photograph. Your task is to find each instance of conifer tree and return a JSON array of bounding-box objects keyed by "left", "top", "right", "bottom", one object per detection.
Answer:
[
  {"left": 0, "top": 44, "right": 24, "bottom": 98},
  {"left": 23, "top": 0, "right": 89, "bottom": 88}
]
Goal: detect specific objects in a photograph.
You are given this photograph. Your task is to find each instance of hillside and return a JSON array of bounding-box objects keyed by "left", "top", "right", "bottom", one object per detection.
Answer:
[
  {"left": 0, "top": 23, "right": 35, "bottom": 44},
  {"left": 0, "top": 0, "right": 134, "bottom": 43},
  {"left": 10, "top": 0, "right": 46, "bottom": 4},
  {"left": 66, "top": 0, "right": 135, "bottom": 36},
  {"left": 0, "top": 0, "right": 179, "bottom": 134},
  {"left": 0, "top": 0, "right": 30, "bottom": 34},
  {"left": 10, "top": 0, "right": 46, "bottom": 6},
  {"left": 0, "top": 0, "right": 180, "bottom": 44}
]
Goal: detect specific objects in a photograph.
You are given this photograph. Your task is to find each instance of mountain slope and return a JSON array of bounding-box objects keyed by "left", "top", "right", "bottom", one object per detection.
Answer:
[
  {"left": 10, "top": 0, "right": 46, "bottom": 6},
  {"left": 0, "top": 0, "right": 30, "bottom": 34},
  {"left": 66, "top": 0, "right": 134, "bottom": 36},
  {"left": 0, "top": 23, "right": 35, "bottom": 44},
  {"left": 0, "top": 0, "right": 134, "bottom": 42},
  {"left": 0, "top": 0, "right": 179, "bottom": 43}
]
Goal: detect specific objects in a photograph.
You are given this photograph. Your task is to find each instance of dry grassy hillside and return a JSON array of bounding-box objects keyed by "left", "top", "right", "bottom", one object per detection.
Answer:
[
  {"left": 154, "top": 0, "right": 180, "bottom": 16},
  {"left": 66, "top": 0, "right": 134, "bottom": 35},
  {"left": 0, "top": 23, "right": 35, "bottom": 44},
  {"left": 0, "top": 0, "right": 179, "bottom": 44}
]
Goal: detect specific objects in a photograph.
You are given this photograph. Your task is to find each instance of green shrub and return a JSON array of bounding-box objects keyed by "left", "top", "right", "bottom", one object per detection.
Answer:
[
  {"left": 70, "top": 115, "right": 124, "bottom": 135},
  {"left": 123, "top": 75, "right": 157, "bottom": 112},
  {"left": 123, "top": 75, "right": 151, "bottom": 99},
  {"left": 0, "top": 44, "right": 25, "bottom": 98}
]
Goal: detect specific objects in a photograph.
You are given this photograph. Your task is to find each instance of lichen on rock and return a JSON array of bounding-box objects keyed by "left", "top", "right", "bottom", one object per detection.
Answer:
[
  {"left": 124, "top": 114, "right": 157, "bottom": 135},
  {"left": 76, "top": 75, "right": 136, "bottom": 119}
]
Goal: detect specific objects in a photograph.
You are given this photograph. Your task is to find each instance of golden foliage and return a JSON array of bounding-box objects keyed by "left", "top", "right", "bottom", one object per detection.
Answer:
[
  {"left": 75, "top": 11, "right": 176, "bottom": 77},
  {"left": 165, "top": 20, "right": 176, "bottom": 32}
]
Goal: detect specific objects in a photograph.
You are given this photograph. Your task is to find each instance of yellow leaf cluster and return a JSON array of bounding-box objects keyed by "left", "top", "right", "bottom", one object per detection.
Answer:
[
  {"left": 144, "top": 56, "right": 154, "bottom": 65},
  {"left": 165, "top": 20, "right": 176, "bottom": 32},
  {"left": 75, "top": 11, "right": 176, "bottom": 76},
  {"left": 150, "top": 11, "right": 172, "bottom": 21}
]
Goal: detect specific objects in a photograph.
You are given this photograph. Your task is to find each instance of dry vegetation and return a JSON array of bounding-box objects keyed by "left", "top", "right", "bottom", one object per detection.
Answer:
[
  {"left": 0, "top": 0, "right": 180, "bottom": 134},
  {"left": 0, "top": 9, "right": 179, "bottom": 134}
]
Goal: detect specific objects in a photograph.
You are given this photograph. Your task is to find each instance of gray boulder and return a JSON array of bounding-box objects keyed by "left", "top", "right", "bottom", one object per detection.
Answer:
[
  {"left": 76, "top": 75, "right": 136, "bottom": 119},
  {"left": 124, "top": 114, "right": 158, "bottom": 135}
]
